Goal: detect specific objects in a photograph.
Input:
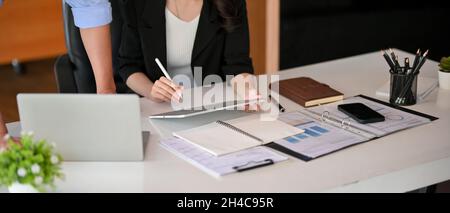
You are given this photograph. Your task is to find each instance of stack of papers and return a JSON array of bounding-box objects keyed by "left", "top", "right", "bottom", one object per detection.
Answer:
[{"left": 161, "top": 137, "right": 288, "bottom": 177}]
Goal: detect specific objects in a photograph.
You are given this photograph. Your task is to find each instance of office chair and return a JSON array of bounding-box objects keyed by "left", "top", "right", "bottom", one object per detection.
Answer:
[{"left": 54, "top": 0, "right": 129, "bottom": 93}]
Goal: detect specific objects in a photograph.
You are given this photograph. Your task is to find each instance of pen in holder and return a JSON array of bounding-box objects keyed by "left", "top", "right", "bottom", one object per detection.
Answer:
[
  {"left": 390, "top": 67, "right": 418, "bottom": 106},
  {"left": 382, "top": 49, "right": 429, "bottom": 106}
]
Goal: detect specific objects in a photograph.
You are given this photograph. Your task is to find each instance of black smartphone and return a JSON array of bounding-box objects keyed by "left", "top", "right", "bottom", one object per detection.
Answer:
[{"left": 337, "top": 103, "right": 385, "bottom": 124}]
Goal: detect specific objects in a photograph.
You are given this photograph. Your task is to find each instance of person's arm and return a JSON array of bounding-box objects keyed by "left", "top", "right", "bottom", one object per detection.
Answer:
[
  {"left": 126, "top": 73, "right": 181, "bottom": 103},
  {"left": 80, "top": 25, "right": 116, "bottom": 93},
  {"left": 66, "top": 0, "right": 116, "bottom": 94},
  {"left": 222, "top": 1, "right": 259, "bottom": 110}
]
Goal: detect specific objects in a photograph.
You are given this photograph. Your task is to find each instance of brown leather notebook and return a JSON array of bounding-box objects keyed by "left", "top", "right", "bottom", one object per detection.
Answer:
[{"left": 271, "top": 77, "right": 344, "bottom": 107}]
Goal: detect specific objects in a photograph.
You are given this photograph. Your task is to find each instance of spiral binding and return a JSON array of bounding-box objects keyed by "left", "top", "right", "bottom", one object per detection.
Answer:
[{"left": 216, "top": 120, "right": 264, "bottom": 143}]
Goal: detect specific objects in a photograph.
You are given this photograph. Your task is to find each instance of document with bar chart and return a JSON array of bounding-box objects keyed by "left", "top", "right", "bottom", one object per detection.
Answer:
[
  {"left": 272, "top": 111, "right": 370, "bottom": 159},
  {"left": 268, "top": 95, "right": 437, "bottom": 161}
]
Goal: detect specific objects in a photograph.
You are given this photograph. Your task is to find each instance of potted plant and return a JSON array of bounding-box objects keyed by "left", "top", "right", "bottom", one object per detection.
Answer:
[
  {"left": 439, "top": 56, "right": 450, "bottom": 90},
  {"left": 0, "top": 132, "right": 64, "bottom": 193}
]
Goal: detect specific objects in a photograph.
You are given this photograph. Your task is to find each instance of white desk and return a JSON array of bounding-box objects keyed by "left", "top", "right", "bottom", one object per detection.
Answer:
[{"left": 3, "top": 50, "right": 450, "bottom": 193}]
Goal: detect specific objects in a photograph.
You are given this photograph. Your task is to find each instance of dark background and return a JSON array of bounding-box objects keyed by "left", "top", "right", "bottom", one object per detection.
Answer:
[{"left": 280, "top": 0, "right": 450, "bottom": 70}]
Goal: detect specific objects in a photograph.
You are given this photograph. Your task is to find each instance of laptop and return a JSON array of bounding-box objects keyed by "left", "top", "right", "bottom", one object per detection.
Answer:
[{"left": 17, "top": 94, "right": 144, "bottom": 161}]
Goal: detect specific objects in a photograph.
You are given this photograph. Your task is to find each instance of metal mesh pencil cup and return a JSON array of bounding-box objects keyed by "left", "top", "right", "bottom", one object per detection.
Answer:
[{"left": 389, "top": 67, "right": 418, "bottom": 106}]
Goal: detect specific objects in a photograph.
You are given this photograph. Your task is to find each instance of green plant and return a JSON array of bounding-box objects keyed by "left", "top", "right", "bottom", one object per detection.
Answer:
[
  {"left": 439, "top": 56, "right": 450, "bottom": 73},
  {"left": 0, "top": 132, "right": 64, "bottom": 192}
]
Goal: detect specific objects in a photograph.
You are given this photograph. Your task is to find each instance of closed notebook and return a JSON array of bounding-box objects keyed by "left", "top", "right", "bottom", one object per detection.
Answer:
[
  {"left": 271, "top": 77, "right": 344, "bottom": 107},
  {"left": 173, "top": 114, "right": 304, "bottom": 156}
]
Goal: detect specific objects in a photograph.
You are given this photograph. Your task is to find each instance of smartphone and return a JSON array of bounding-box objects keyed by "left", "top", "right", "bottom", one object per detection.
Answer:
[{"left": 337, "top": 103, "right": 385, "bottom": 124}]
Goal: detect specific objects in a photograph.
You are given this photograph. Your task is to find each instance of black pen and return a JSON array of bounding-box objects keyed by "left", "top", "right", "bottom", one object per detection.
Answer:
[
  {"left": 405, "top": 57, "right": 410, "bottom": 74},
  {"left": 412, "top": 49, "right": 421, "bottom": 71},
  {"left": 396, "top": 50, "right": 429, "bottom": 104},
  {"left": 414, "top": 49, "right": 429, "bottom": 75},
  {"left": 389, "top": 49, "right": 401, "bottom": 71},
  {"left": 269, "top": 95, "right": 286, "bottom": 113}
]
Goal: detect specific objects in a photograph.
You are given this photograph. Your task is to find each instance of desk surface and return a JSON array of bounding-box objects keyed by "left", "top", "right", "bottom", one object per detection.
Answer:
[{"left": 4, "top": 50, "right": 450, "bottom": 193}]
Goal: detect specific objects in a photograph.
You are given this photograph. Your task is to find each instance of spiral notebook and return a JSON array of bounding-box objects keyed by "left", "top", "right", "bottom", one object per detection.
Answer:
[
  {"left": 267, "top": 95, "right": 438, "bottom": 161},
  {"left": 173, "top": 114, "right": 305, "bottom": 156}
]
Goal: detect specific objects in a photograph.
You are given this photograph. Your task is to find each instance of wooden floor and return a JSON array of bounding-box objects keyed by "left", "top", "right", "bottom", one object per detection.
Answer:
[
  {"left": 0, "top": 58, "right": 57, "bottom": 123},
  {"left": 0, "top": 57, "right": 449, "bottom": 193}
]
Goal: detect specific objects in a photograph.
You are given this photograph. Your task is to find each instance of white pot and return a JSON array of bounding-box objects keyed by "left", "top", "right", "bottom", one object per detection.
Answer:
[
  {"left": 439, "top": 70, "right": 450, "bottom": 90},
  {"left": 8, "top": 182, "right": 39, "bottom": 193}
]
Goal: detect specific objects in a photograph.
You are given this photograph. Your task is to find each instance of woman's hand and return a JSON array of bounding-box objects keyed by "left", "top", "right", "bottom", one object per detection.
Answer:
[
  {"left": 231, "top": 73, "right": 261, "bottom": 112},
  {"left": 150, "top": 77, "right": 184, "bottom": 103}
]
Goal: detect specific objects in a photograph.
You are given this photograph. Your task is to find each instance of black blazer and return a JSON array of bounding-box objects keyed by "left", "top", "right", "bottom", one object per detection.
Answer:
[{"left": 119, "top": 0, "right": 254, "bottom": 84}]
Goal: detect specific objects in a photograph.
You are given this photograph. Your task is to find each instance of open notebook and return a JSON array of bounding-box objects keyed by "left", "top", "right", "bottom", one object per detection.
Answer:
[{"left": 173, "top": 114, "right": 304, "bottom": 156}]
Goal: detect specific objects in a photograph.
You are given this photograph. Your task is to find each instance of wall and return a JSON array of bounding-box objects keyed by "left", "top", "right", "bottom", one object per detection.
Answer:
[{"left": 0, "top": 0, "right": 66, "bottom": 64}]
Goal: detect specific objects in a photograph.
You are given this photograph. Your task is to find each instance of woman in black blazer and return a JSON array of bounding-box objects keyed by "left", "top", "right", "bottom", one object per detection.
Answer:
[{"left": 119, "top": 0, "right": 257, "bottom": 103}]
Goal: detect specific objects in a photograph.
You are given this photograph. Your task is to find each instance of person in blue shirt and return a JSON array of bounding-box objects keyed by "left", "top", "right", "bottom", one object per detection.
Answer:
[
  {"left": 1, "top": 0, "right": 116, "bottom": 93},
  {"left": 65, "top": 0, "right": 116, "bottom": 94},
  {"left": 0, "top": 1, "right": 118, "bottom": 146}
]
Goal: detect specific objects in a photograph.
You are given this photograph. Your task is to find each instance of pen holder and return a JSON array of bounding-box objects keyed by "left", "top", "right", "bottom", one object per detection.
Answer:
[{"left": 389, "top": 68, "right": 418, "bottom": 106}]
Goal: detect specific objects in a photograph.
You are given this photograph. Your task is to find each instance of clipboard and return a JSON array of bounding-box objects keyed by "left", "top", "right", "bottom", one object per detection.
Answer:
[
  {"left": 233, "top": 159, "right": 275, "bottom": 172},
  {"left": 160, "top": 137, "right": 288, "bottom": 177},
  {"left": 266, "top": 95, "right": 439, "bottom": 162}
]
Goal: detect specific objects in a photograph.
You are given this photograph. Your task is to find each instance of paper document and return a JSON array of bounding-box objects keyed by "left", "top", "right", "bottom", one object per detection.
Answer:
[
  {"left": 161, "top": 137, "right": 288, "bottom": 177},
  {"left": 270, "top": 95, "right": 435, "bottom": 161},
  {"left": 275, "top": 112, "right": 368, "bottom": 158}
]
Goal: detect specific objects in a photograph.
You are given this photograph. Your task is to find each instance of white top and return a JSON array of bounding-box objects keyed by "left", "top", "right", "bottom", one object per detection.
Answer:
[{"left": 165, "top": 8, "right": 200, "bottom": 87}]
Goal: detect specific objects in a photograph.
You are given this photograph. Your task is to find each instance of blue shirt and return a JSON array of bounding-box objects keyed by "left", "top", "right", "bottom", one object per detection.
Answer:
[
  {"left": 65, "top": 0, "right": 112, "bottom": 29},
  {"left": 0, "top": 0, "right": 3, "bottom": 7}
]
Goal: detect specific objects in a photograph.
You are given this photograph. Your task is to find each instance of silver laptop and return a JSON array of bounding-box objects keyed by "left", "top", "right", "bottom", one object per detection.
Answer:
[{"left": 17, "top": 94, "right": 144, "bottom": 161}]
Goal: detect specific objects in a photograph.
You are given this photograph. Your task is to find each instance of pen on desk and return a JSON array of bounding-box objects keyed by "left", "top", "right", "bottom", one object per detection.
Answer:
[{"left": 269, "top": 95, "right": 286, "bottom": 113}]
